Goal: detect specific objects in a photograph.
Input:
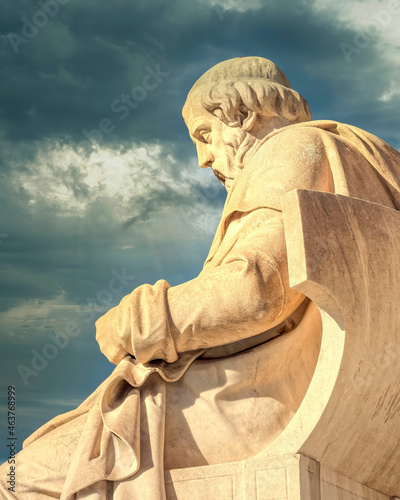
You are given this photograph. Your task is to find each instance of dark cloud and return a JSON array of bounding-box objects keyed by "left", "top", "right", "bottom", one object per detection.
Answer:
[{"left": 1, "top": 0, "right": 399, "bottom": 147}]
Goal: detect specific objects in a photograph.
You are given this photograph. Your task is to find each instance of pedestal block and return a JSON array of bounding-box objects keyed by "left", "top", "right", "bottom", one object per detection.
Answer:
[{"left": 166, "top": 453, "right": 391, "bottom": 499}]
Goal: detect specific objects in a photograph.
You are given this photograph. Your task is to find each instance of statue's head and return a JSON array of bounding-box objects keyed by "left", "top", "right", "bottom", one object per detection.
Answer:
[{"left": 182, "top": 57, "right": 311, "bottom": 190}]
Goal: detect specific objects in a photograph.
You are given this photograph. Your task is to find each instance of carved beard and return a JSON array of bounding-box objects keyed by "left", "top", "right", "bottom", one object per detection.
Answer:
[{"left": 232, "top": 129, "right": 258, "bottom": 170}]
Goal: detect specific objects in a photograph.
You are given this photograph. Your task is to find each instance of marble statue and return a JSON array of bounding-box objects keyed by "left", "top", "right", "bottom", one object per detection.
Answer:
[{"left": 1, "top": 57, "right": 400, "bottom": 499}]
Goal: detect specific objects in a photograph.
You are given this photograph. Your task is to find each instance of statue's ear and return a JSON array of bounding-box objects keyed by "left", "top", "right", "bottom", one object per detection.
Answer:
[{"left": 238, "top": 108, "right": 257, "bottom": 131}]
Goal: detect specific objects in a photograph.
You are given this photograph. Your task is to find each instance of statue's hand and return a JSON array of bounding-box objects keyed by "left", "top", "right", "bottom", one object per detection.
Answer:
[{"left": 95, "top": 307, "right": 129, "bottom": 364}]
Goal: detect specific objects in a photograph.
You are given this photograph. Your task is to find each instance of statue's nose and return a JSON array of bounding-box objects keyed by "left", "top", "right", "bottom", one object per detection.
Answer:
[{"left": 196, "top": 142, "right": 214, "bottom": 168}]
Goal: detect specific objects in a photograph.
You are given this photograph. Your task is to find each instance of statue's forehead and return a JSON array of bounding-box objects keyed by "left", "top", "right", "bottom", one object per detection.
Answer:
[{"left": 182, "top": 87, "right": 212, "bottom": 127}]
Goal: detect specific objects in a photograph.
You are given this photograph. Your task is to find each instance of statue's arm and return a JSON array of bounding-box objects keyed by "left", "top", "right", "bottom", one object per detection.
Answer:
[
  {"left": 96, "top": 128, "right": 335, "bottom": 365},
  {"left": 96, "top": 210, "right": 296, "bottom": 365},
  {"left": 166, "top": 209, "right": 304, "bottom": 350}
]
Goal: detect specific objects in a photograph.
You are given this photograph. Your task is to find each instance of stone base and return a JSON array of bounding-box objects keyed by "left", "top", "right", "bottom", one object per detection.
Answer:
[{"left": 165, "top": 454, "right": 391, "bottom": 499}]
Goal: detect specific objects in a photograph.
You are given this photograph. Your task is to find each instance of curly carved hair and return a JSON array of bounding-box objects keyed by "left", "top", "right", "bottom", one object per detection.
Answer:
[
  {"left": 201, "top": 79, "right": 311, "bottom": 126},
  {"left": 186, "top": 57, "right": 311, "bottom": 127}
]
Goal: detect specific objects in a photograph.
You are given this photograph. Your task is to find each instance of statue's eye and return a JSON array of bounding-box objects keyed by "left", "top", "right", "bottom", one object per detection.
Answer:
[{"left": 199, "top": 130, "right": 212, "bottom": 144}]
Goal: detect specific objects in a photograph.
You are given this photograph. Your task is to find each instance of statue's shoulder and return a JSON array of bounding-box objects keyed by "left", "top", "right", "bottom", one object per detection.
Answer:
[
  {"left": 249, "top": 120, "right": 340, "bottom": 172},
  {"left": 257, "top": 120, "right": 343, "bottom": 154},
  {"left": 255, "top": 119, "right": 399, "bottom": 160}
]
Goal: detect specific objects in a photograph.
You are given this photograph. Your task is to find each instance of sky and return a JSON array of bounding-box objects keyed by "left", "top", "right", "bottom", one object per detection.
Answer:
[{"left": 1, "top": 0, "right": 400, "bottom": 462}]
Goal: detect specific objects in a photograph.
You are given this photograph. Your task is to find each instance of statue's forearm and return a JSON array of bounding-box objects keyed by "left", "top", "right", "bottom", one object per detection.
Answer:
[
  {"left": 96, "top": 210, "right": 304, "bottom": 365},
  {"left": 166, "top": 214, "right": 304, "bottom": 354}
]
